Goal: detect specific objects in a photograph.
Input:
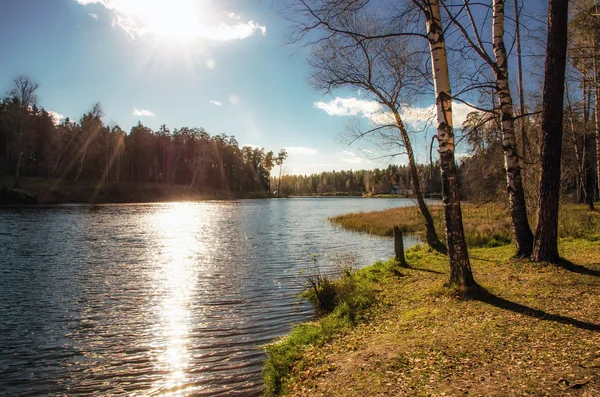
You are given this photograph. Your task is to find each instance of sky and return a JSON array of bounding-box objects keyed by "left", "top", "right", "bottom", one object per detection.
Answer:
[{"left": 0, "top": 0, "right": 478, "bottom": 175}]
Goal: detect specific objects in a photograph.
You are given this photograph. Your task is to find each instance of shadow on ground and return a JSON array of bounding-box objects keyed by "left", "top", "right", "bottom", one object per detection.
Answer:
[
  {"left": 556, "top": 258, "right": 600, "bottom": 277},
  {"left": 472, "top": 285, "right": 600, "bottom": 332}
]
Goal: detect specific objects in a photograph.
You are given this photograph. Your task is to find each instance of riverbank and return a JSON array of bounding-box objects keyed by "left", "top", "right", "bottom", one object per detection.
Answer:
[
  {"left": 331, "top": 203, "right": 600, "bottom": 247},
  {"left": 0, "top": 177, "right": 269, "bottom": 204},
  {"left": 287, "top": 193, "right": 441, "bottom": 199},
  {"left": 262, "top": 240, "right": 600, "bottom": 396}
]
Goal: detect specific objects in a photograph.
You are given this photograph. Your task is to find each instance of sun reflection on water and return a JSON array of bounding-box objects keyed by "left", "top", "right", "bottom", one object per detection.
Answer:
[{"left": 149, "top": 203, "right": 208, "bottom": 396}]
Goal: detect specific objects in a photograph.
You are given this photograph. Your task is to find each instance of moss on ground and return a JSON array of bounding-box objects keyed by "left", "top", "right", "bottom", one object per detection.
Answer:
[{"left": 264, "top": 239, "right": 600, "bottom": 396}]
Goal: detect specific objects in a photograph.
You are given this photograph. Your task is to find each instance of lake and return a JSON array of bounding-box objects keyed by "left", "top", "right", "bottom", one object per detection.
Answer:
[{"left": 0, "top": 198, "right": 425, "bottom": 396}]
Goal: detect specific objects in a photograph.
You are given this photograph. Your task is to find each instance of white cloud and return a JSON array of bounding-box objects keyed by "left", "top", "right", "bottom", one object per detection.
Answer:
[
  {"left": 341, "top": 150, "right": 368, "bottom": 164},
  {"left": 451, "top": 103, "right": 476, "bottom": 127},
  {"left": 132, "top": 107, "right": 155, "bottom": 117},
  {"left": 206, "top": 59, "right": 216, "bottom": 69},
  {"left": 398, "top": 102, "right": 473, "bottom": 127},
  {"left": 48, "top": 110, "right": 65, "bottom": 125},
  {"left": 242, "top": 143, "right": 261, "bottom": 150},
  {"left": 209, "top": 100, "right": 223, "bottom": 106},
  {"left": 74, "top": 0, "right": 266, "bottom": 41},
  {"left": 315, "top": 97, "right": 474, "bottom": 128},
  {"left": 284, "top": 146, "right": 319, "bottom": 155},
  {"left": 89, "top": 13, "right": 99, "bottom": 20},
  {"left": 314, "top": 97, "right": 394, "bottom": 125},
  {"left": 314, "top": 97, "right": 381, "bottom": 117}
]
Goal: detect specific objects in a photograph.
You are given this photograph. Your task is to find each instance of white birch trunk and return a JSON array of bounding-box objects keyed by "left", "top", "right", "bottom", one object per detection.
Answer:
[
  {"left": 424, "top": 0, "right": 474, "bottom": 288},
  {"left": 492, "top": 0, "right": 533, "bottom": 256},
  {"left": 513, "top": 0, "right": 527, "bottom": 160}
]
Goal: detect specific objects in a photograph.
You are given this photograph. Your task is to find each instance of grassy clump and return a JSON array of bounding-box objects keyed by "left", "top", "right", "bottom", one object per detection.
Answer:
[
  {"left": 262, "top": 258, "right": 399, "bottom": 396},
  {"left": 332, "top": 203, "right": 600, "bottom": 247},
  {"left": 558, "top": 204, "right": 600, "bottom": 240}
]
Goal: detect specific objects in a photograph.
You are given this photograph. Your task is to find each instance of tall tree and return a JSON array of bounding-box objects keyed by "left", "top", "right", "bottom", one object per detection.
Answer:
[
  {"left": 531, "top": 0, "right": 570, "bottom": 263},
  {"left": 421, "top": 0, "right": 475, "bottom": 288},
  {"left": 301, "top": 7, "right": 446, "bottom": 252},
  {"left": 286, "top": 0, "right": 474, "bottom": 287},
  {"left": 440, "top": 0, "right": 534, "bottom": 257},
  {"left": 75, "top": 103, "right": 103, "bottom": 181},
  {"left": 7, "top": 76, "right": 39, "bottom": 187},
  {"left": 275, "top": 148, "right": 288, "bottom": 197},
  {"left": 569, "top": 0, "right": 600, "bottom": 208}
]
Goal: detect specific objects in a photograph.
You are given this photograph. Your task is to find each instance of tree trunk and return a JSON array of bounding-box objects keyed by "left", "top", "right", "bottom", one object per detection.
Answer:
[
  {"left": 278, "top": 164, "right": 283, "bottom": 197},
  {"left": 424, "top": 0, "right": 475, "bottom": 289},
  {"left": 492, "top": 0, "right": 534, "bottom": 257},
  {"left": 565, "top": 85, "right": 585, "bottom": 205},
  {"left": 580, "top": 70, "right": 596, "bottom": 208},
  {"left": 393, "top": 109, "right": 446, "bottom": 253},
  {"left": 5, "top": 134, "right": 10, "bottom": 175},
  {"left": 75, "top": 138, "right": 89, "bottom": 182},
  {"left": 14, "top": 152, "right": 22, "bottom": 189},
  {"left": 394, "top": 226, "right": 407, "bottom": 267},
  {"left": 583, "top": 131, "right": 596, "bottom": 210},
  {"left": 13, "top": 121, "right": 23, "bottom": 189},
  {"left": 594, "top": 56, "right": 600, "bottom": 201},
  {"left": 531, "top": 0, "right": 569, "bottom": 263},
  {"left": 514, "top": 0, "right": 528, "bottom": 161}
]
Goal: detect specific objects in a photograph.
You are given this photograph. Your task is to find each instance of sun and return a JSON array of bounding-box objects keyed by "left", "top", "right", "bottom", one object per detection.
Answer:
[
  {"left": 112, "top": 0, "right": 212, "bottom": 40},
  {"left": 140, "top": 0, "right": 206, "bottom": 40}
]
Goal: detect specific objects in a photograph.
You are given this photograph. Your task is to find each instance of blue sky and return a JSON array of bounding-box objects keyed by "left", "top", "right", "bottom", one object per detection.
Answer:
[{"left": 0, "top": 0, "right": 491, "bottom": 174}]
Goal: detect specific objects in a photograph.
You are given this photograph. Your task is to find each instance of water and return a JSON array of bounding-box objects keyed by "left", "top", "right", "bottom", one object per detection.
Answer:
[{"left": 0, "top": 198, "right": 423, "bottom": 396}]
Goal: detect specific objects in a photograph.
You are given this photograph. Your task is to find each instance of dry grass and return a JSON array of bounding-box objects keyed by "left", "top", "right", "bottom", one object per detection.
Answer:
[
  {"left": 276, "top": 240, "right": 600, "bottom": 396},
  {"left": 331, "top": 203, "right": 600, "bottom": 247}
]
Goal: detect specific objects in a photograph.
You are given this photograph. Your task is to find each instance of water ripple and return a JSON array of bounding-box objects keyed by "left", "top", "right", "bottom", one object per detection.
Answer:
[{"left": 0, "top": 198, "right": 424, "bottom": 395}]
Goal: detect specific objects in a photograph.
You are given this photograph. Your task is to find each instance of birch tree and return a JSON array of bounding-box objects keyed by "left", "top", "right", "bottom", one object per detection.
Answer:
[
  {"left": 287, "top": 0, "right": 475, "bottom": 288},
  {"left": 440, "top": 0, "right": 534, "bottom": 257},
  {"left": 304, "top": 10, "right": 447, "bottom": 253},
  {"left": 420, "top": 0, "right": 474, "bottom": 287}
]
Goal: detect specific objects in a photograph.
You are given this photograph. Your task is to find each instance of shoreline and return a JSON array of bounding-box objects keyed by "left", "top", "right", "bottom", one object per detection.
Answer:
[
  {"left": 0, "top": 177, "right": 271, "bottom": 205},
  {"left": 262, "top": 240, "right": 600, "bottom": 396},
  {"left": 262, "top": 204, "right": 600, "bottom": 396}
]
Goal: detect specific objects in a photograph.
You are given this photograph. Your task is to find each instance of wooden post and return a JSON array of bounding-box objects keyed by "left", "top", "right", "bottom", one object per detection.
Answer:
[{"left": 394, "top": 226, "right": 407, "bottom": 267}]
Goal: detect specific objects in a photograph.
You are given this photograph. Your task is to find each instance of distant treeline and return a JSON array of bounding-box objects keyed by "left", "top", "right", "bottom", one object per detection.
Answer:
[
  {"left": 274, "top": 165, "right": 442, "bottom": 196},
  {"left": 0, "top": 80, "right": 276, "bottom": 193}
]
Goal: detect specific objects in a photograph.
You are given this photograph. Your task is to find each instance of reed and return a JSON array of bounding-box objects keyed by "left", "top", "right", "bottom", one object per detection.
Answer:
[{"left": 331, "top": 203, "right": 600, "bottom": 247}]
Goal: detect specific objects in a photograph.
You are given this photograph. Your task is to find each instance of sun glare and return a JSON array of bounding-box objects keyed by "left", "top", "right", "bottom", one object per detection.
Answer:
[
  {"left": 87, "top": 0, "right": 266, "bottom": 43},
  {"left": 118, "top": 0, "right": 208, "bottom": 40}
]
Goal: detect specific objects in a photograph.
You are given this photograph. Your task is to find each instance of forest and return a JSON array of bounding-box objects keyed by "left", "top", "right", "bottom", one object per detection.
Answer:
[
  {"left": 274, "top": 165, "right": 441, "bottom": 197},
  {"left": 0, "top": 90, "right": 281, "bottom": 199}
]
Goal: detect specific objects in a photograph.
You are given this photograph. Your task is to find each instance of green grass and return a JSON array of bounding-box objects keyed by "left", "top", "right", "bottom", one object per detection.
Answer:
[
  {"left": 332, "top": 203, "right": 600, "bottom": 247},
  {"left": 269, "top": 239, "right": 600, "bottom": 396},
  {"left": 262, "top": 259, "right": 401, "bottom": 396}
]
